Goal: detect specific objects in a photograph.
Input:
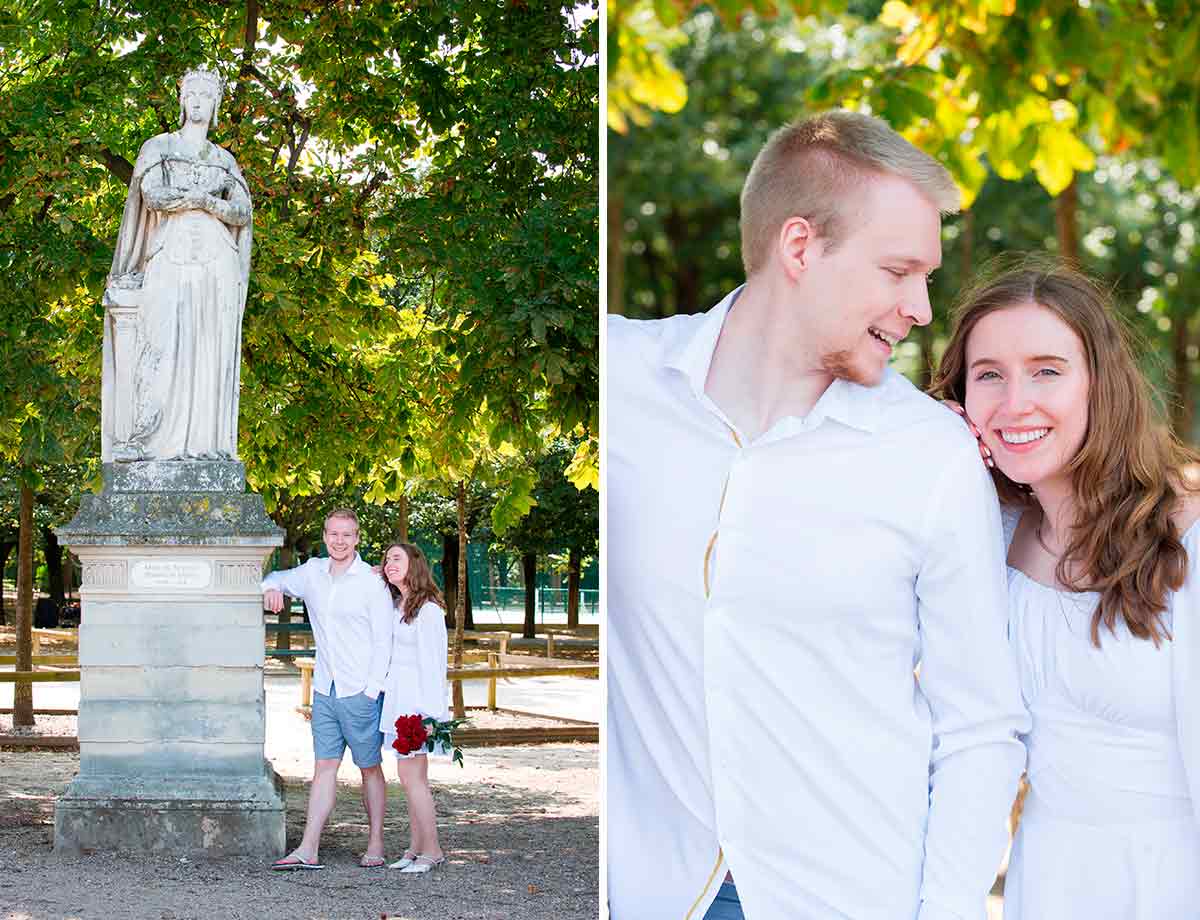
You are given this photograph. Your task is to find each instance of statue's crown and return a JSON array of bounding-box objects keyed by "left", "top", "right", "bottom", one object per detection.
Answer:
[{"left": 180, "top": 66, "right": 225, "bottom": 95}]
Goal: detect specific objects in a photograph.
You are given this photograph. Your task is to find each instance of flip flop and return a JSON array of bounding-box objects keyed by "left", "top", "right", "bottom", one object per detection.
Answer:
[
  {"left": 271, "top": 854, "right": 324, "bottom": 871},
  {"left": 360, "top": 854, "right": 386, "bottom": 868}
]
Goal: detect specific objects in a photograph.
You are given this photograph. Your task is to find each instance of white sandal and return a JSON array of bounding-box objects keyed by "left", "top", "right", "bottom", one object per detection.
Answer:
[
  {"left": 399, "top": 853, "right": 446, "bottom": 874},
  {"left": 388, "top": 850, "right": 418, "bottom": 870}
]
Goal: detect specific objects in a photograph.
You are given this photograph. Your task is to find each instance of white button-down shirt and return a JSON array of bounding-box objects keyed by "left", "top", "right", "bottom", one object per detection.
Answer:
[
  {"left": 607, "top": 290, "right": 1029, "bottom": 920},
  {"left": 262, "top": 555, "right": 394, "bottom": 699}
]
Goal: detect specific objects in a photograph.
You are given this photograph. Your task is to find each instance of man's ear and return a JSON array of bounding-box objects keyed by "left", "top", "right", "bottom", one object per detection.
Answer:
[{"left": 777, "top": 217, "right": 817, "bottom": 282}]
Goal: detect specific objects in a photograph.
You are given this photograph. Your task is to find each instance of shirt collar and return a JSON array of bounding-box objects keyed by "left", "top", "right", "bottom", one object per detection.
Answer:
[
  {"left": 662, "top": 286, "right": 881, "bottom": 437},
  {"left": 325, "top": 553, "right": 368, "bottom": 577}
]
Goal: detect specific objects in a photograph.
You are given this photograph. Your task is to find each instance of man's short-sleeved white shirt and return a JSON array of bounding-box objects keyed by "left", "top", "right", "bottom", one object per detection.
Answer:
[{"left": 606, "top": 291, "right": 1028, "bottom": 920}]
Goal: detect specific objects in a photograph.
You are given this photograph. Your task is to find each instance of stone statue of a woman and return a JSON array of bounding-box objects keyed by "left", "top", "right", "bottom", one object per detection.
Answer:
[{"left": 102, "top": 66, "right": 252, "bottom": 462}]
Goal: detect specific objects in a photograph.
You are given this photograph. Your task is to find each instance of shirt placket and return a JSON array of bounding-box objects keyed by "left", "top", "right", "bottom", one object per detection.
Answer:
[
  {"left": 326, "top": 575, "right": 340, "bottom": 694},
  {"left": 686, "top": 422, "right": 743, "bottom": 919}
]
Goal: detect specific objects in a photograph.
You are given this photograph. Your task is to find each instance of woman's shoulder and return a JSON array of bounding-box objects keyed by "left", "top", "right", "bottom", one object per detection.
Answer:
[{"left": 1174, "top": 490, "right": 1200, "bottom": 541}]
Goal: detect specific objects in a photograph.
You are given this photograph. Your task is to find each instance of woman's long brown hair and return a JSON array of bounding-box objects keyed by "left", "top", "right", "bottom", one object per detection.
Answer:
[
  {"left": 382, "top": 542, "right": 445, "bottom": 624},
  {"left": 930, "top": 254, "right": 1199, "bottom": 647}
]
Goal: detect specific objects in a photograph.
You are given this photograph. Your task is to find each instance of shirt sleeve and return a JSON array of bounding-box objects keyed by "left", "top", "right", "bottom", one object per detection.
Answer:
[
  {"left": 1173, "top": 524, "right": 1200, "bottom": 831},
  {"left": 415, "top": 601, "right": 450, "bottom": 721},
  {"left": 261, "top": 561, "right": 309, "bottom": 598},
  {"left": 914, "top": 439, "right": 1030, "bottom": 920},
  {"left": 363, "top": 577, "right": 394, "bottom": 699}
]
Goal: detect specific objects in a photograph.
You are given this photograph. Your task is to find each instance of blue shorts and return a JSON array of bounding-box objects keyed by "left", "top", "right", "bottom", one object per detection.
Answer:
[
  {"left": 311, "top": 682, "right": 384, "bottom": 768},
  {"left": 703, "top": 882, "right": 743, "bottom": 920}
]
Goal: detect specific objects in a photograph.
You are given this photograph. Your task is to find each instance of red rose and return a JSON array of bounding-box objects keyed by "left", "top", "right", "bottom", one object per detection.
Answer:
[{"left": 392, "top": 714, "right": 429, "bottom": 756}]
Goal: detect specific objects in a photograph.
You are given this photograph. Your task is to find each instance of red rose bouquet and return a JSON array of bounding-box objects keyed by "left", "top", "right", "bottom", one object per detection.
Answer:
[
  {"left": 393, "top": 714, "right": 467, "bottom": 766},
  {"left": 392, "top": 714, "right": 429, "bottom": 756}
]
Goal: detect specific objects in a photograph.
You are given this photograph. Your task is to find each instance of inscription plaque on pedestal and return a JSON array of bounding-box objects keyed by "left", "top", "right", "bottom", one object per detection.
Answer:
[{"left": 130, "top": 559, "right": 213, "bottom": 590}]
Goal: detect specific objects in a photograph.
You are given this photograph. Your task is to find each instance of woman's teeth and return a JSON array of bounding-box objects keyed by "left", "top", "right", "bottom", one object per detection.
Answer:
[{"left": 1001, "top": 428, "right": 1049, "bottom": 444}]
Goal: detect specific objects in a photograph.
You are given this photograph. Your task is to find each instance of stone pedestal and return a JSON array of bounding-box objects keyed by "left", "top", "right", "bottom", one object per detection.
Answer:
[{"left": 54, "top": 461, "right": 286, "bottom": 856}]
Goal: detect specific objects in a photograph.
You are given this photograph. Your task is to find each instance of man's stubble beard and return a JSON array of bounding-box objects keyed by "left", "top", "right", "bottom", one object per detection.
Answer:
[{"left": 820, "top": 348, "right": 881, "bottom": 387}]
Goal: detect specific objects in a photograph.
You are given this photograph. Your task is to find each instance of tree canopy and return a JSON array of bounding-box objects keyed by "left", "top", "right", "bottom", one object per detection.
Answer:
[
  {"left": 608, "top": 1, "right": 1200, "bottom": 440},
  {"left": 1, "top": 0, "right": 598, "bottom": 522}
]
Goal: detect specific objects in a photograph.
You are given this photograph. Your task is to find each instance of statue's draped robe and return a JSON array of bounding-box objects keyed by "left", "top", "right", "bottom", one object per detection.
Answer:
[{"left": 102, "top": 133, "right": 252, "bottom": 461}]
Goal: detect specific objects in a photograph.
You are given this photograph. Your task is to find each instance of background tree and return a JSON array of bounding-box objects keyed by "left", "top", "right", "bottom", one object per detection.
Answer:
[{"left": 609, "top": 1, "right": 1200, "bottom": 439}]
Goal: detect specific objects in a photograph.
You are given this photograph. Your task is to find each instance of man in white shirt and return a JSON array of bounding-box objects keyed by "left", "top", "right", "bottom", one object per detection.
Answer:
[
  {"left": 263, "top": 508, "right": 394, "bottom": 870},
  {"left": 607, "top": 111, "right": 1029, "bottom": 919}
]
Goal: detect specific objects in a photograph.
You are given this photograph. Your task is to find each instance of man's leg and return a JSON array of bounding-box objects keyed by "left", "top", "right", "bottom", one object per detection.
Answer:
[
  {"left": 288, "top": 758, "right": 341, "bottom": 861},
  {"left": 344, "top": 690, "right": 387, "bottom": 862},
  {"left": 275, "top": 687, "right": 346, "bottom": 866},
  {"left": 361, "top": 764, "right": 387, "bottom": 859}
]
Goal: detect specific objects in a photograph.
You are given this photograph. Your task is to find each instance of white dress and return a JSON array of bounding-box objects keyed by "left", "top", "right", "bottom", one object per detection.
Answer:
[
  {"left": 378, "top": 599, "right": 451, "bottom": 759},
  {"left": 1002, "top": 508, "right": 1200, "bottom": 920}
]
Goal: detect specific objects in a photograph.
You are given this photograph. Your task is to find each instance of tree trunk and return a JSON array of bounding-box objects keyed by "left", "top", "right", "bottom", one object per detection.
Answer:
[
  {"left": 960, "top": 208, "right": 975, "bottom": 279},
  {"left": 463, "top": 546, "right": 475, "bottom": 631},
  {"left": 607, "top": 191, "right": 625, "bottom": 315},
  {"left": 0, "top": 540, "right": 13, "bottom": 625},
  {"left": 63, "top": 549, "right": 76, "bottom": 602},
  {"left": 1055, "top": 179, "right": 1079, "bottom": 263},
  {"left": 917, "top": 324, "right": 934, "bottom": 391},
  {"left": 1171, "top": 307, "right": 1194, "bottom": 440},
  {"left": 452, "top": 481, "right": 468, "bottom": 719},
  {"left": 396, "top": 494, "right": 409, "bottom": 543},
  {"left": 442, "top": 532, "right": 458, "bottom": 628},
  {"left": 567, "top": 546, "right": 582, "bottom": 629},
  {"left": 14, "top": 482, "right": 35, "bottom": 727},
  {"left": 522, "top": 551, "right": 537, "bottom": 640},
  {"left": 276, "top": 543, "right": 294, "bottom": 651},
  {"left": 42, "top": 525, "right": 65, "bottom": 609}
]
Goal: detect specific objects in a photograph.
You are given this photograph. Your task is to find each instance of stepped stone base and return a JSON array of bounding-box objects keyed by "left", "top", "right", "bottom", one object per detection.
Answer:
[{"left": 54, "top": 768, "right": 286, "bottom": 856}]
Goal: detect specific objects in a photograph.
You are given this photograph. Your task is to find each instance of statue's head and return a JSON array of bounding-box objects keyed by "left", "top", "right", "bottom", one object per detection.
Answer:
[{"left": 178, "top": 67, "right": 225, "bottom": 130}]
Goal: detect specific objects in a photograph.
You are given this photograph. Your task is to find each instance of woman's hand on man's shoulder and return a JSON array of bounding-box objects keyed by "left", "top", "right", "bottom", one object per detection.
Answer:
[{"left": 942, "top": 400, "right": 994, "bottom": 469}]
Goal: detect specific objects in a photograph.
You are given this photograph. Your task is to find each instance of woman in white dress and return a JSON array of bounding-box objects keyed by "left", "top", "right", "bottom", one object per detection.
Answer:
[
  {"left": 931, "top": 257, "right": 1200, "bottom": 919},
  {"left": 378, "top": 542, "right": 450, "bottom": 874}
]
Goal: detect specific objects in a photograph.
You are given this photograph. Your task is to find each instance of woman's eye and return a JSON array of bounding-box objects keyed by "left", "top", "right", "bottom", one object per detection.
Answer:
[
  {"left": 974, "top": 370, "right": 1000, "bottom": 381},
  {"left": 1035, "top": 367, "right": 1061, "bottom": 377}
]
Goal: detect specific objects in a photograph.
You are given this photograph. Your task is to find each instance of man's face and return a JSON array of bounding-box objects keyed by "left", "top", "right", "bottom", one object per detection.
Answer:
[
  {"left": 801, "top": 174, "right": 943, "bottom": 387},
  {"left": 323, "top": 516, "right": 359, "bottom": 563}
]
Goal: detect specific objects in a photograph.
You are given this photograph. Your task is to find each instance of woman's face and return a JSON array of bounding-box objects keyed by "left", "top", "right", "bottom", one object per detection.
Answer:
[
  {"left": 181, "top": 80, "right": 217, "bottom": 127},
  {"left": 383, "top": 547, "right": 410, "bottom": 590},
  {"left": 963, "top": 301, "right": 1090, "bottom": 491}
]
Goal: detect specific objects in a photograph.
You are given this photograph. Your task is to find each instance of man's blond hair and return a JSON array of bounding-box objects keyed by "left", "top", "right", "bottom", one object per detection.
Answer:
[
  {"left": 324, "top": 508, "right": 359, "bottom": 531},
  {"left": 739, "top": 110, "right": 960, "bottom": 276}
]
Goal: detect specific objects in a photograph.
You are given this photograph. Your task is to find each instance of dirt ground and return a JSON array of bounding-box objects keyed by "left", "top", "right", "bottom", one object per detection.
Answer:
[{"left": 0, "top": 741, "right": 598, "bottom": 920}]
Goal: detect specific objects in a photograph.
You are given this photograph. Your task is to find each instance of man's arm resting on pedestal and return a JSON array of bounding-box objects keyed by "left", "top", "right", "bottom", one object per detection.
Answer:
[{"left": 261, "top": 564, "right": 310, "bottom": 609}]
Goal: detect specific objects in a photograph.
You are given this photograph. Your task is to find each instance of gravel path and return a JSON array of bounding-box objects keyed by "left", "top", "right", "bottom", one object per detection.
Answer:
[{"left": 0, "top": 742, "right": 598, "bottom": 920}]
